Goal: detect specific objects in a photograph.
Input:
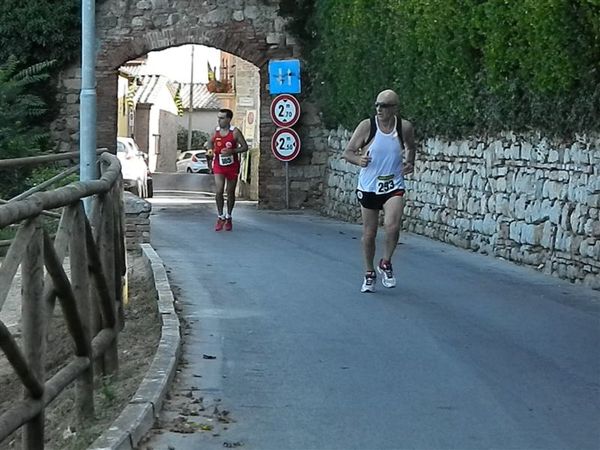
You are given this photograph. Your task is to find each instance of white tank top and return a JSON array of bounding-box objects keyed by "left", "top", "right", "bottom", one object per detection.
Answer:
[{"left": 357, "top": 117, "right": 405, "bottom": 193}]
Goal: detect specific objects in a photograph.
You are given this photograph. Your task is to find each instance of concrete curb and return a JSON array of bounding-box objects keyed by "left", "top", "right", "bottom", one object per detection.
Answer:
[{"left": 89, "top": 244, "right": 181, "bottom": 450}]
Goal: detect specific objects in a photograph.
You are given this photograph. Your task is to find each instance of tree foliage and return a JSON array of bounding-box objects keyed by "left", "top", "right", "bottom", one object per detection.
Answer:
[
  {"left": 0, "top": 0, "right": 80, "bottom": 152},
  {"left": 288, "top": 0, "right": 600, "bottom": 137},
  {"left": 0, "top": 56, "right": 55, "bottom": 158},
  {"left": 0, "top": 57, "right": 56, "bottom": 198},
  {"left": 177, "top": 128, "right": 211, "bottom": 151},
  {"left": 0, "top": 0, "right": 80, "bottom": 68}
]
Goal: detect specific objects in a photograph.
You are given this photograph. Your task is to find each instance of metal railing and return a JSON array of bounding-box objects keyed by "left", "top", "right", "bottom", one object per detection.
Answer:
[{"left": 0, "top": 152, "right": 126, "bottom": 449}]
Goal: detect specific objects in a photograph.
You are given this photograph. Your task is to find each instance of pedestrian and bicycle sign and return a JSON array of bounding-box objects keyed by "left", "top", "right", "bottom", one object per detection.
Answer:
[
  {"left": 270, "top": 94, "right": 301, "bottom": 128},
  {"left": 268, "top": 59, "right": 301, "bottom": 94},
  {"left": 271, "top": 128, "right": 301, "bottom": 162}
]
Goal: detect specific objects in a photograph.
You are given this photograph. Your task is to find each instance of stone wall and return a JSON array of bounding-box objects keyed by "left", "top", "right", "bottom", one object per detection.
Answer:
[
  {"left": 124, "top": 192, "right": 151, "bottom": 255},
  {"left": 321, "top": 128, "right": 600, "bottom": 290}
]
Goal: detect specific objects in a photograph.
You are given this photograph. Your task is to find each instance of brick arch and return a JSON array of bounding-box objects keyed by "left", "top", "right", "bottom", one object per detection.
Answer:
[
  {"left": 95, "top": 28, "right": 286, "bottom": 150},
  {"left": 98, "top": 28, "right": 275, "bottom": 73}
]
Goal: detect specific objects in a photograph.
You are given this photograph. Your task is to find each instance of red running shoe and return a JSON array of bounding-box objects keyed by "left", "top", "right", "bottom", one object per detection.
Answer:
[
  {"left": 215, "top": 217, "right": 226, "bottom": 231},
  {"left": 225, "top": 217, "right": 233, "bottom": 231}
]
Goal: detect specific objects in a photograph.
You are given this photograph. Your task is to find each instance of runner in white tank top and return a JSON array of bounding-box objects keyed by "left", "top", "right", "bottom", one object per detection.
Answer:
[
  {"left": 357, "top": 116, "right": 405, "bottom": 194},
  {"left": 341, "top": 89, "right": 417, "bottom": 293}
]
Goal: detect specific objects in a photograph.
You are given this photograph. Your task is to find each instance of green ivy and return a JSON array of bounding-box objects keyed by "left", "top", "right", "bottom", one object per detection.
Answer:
[
  {"left": 0, "top": 0, "right": 80, "bottom": 68},
  {"left": 177, "top": 128, "right": 210, "bottom": 151},
  {"left": 0, "top": 57, "right": 56, "bottom": 199},
  {"left": 0, "top": 0, "right": 80, "bottom": 154},
  {"left": 289, "top": 0, "right": 600, "bottom": 137}
]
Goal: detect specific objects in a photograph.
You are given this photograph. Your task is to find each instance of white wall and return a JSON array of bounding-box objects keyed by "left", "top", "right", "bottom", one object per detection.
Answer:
[{"left": 177, "top": 111, "right": 218, "bottom": 138}]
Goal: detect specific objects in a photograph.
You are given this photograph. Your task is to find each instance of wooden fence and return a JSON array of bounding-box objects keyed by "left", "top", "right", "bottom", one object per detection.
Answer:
[{"left": 0, "top": 152, "right": 126, "bottom": 448}]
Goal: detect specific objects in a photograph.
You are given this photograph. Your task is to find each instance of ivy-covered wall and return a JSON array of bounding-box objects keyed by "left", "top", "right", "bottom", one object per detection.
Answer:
[
  {"left": 300, "top": 0, "right": 599, "bottom": 138},
  {"left": 0, "top": 0, "right": 79, "bottom": 67}
]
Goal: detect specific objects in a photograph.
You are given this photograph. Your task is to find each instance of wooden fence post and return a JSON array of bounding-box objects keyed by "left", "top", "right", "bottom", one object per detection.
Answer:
[
  {"left": 112, "top": 183, "right": 125, "bottom": 329},
  {"left": 88, "top": 194, "right": 106, "bottom": 377},
  {"left": 70, "top": 202, "right": 95, "bottom": 420},
  {"left": 99, "top": 190, "right": 119, "bottom": 375},
  {"left": 21, "top": 218, "right": 45, "bottom": 450}
]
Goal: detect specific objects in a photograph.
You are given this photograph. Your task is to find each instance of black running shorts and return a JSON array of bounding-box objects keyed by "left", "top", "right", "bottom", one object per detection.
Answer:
[{"left": 356, "top": 189, "right": 405, "bottom": 210}]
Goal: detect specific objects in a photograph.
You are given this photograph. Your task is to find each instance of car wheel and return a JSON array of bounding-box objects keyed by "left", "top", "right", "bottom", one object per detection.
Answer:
[{"left": 186, "top": 168, "right": 192, "bottom": 173}]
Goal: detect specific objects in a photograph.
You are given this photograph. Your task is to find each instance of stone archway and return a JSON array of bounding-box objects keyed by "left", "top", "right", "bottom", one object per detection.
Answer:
[{"left": 52, "top": 1, "right": 325, "bottom": 209}]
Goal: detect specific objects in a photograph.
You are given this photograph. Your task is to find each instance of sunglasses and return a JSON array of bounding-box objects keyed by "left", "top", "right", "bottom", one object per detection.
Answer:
[
  {"left": 374, "top": 102, "right": 397, "bottom": 109},
  {"left": 217, "top": 116, "right": 228, "bottom": 120}
]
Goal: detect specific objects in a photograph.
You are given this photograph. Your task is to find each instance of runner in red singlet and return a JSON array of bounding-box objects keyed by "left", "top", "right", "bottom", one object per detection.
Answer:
[{"left": 207, "top": 108, "right": 248, "bottom": 231}]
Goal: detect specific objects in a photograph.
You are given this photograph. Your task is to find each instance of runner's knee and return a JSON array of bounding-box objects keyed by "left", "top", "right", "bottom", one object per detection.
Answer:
[
  {"left": 385, "top": 221, "right": 400, "bottom": 235},
  {"left": 362, "top": 227, "right": 377, "bottom": 241}
]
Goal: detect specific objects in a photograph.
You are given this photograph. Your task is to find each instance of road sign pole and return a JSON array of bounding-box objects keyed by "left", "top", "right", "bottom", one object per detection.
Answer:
[{"left": 285, "top": 161, "right": 289, "bottom": 209}]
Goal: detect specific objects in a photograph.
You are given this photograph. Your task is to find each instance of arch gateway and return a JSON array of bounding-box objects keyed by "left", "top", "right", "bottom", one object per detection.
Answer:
[{"left": 51, "top": 0, "right": 327, "bottom": 209}]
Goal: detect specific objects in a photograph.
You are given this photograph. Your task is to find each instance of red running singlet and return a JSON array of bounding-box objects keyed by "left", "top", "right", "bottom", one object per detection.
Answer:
[{"left": 211, "top": 126, "right": 240, "bottom": 180}]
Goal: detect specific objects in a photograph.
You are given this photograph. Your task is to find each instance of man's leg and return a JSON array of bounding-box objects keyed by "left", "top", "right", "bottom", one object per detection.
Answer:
[
  {"left": 361, "top": 206, "right": 379, "bottom": 272},
  {"left": 225, "top": 176, "right": 238, "bottom": 217},
  {"left": 214, "top": 174, "right": 226, "bottom": 216},
  {"left": 381, "top": 195, "right": 404, "bottom": 262}
]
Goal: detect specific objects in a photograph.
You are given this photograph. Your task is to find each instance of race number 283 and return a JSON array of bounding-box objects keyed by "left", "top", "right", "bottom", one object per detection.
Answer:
[{"left": 376, "top": 175, "right": 395, "bottom": 194}]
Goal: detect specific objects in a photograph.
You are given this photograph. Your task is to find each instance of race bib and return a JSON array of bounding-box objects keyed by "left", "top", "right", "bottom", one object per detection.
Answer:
[
  {"left": 219, "top": 154, "right": 234, "bottom": 166},
  {"left": 376, "top": 175, "right": 396, "bottom": 194}
]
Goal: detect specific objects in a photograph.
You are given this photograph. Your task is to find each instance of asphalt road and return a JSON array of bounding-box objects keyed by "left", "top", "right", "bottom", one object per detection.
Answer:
[{"left": 144, "top": 173, "right": 600, "bottom": 450}]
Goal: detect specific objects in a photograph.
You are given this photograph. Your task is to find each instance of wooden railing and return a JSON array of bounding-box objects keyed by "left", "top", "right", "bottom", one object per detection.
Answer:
[{"left": 0, "top": 152, "right": 126, "bottom": 448}]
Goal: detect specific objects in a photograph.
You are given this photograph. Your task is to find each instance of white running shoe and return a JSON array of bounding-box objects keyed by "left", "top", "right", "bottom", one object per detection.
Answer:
[
  {"left": 361, "top": 271, "right": 376, "bottom": 293},
  {"left": 377, "top": 259, "right": 396, "bottom": 288}
]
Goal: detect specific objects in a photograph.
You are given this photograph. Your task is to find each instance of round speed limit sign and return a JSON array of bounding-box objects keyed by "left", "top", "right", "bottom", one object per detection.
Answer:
[
  {"left": 271, "top": 128, "right": 301, "bottom": 162},
  {"left": 270, "top": 94, "right": 301, "bottom": 128}
]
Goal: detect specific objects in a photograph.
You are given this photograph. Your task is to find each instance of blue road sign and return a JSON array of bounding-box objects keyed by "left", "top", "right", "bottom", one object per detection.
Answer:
[{"left": 268, "top": 59, "right": 301, "bottom": 94}]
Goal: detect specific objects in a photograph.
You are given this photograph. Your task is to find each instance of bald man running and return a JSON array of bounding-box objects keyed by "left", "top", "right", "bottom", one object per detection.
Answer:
[{"left": 342, "top": 89, "right": 416, "bottom": 293}]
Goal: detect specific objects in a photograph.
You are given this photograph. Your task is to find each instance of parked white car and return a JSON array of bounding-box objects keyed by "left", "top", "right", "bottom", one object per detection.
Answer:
[
  {"left": 176, "top": 150, "right": 210, "bottom": 174},
  {"left": 117, "top": 137, "right": 152, "bottom": 197}
]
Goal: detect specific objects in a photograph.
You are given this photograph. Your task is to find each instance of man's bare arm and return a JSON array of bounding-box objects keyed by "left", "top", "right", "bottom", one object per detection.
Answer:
[
  {"left": 342, "top": 119, "right": 371, "bottom": 167},
  {"left": 402, "top": 119, "right": 416, "bottom": 174},
  {"left": 233, "top": 128, "right": 249, "bottom": 154}
]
